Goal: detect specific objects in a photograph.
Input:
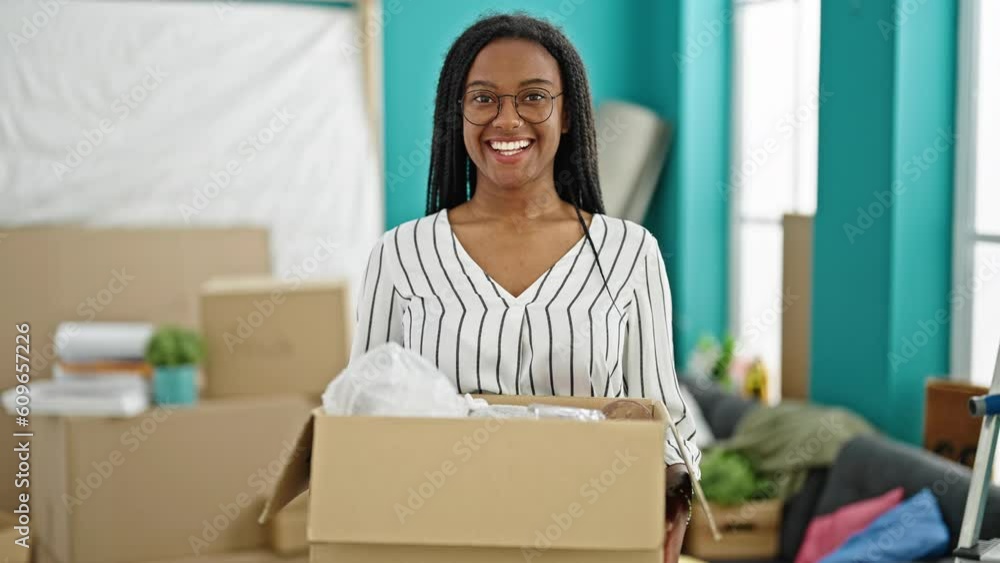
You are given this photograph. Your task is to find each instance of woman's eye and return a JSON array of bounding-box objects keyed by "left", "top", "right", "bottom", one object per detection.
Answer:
[
  {"left": 473, "top": 95, "right": 495, "bottom": 104},
  {"left": 524, "top": 93, "right": 544, "bottom": 102}
]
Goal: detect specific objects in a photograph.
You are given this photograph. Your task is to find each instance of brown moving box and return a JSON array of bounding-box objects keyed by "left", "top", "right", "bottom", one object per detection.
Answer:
[
  {"left": 267, "top": 493, "right": 308, "bottom": 555},
  {"left": 0, "top": 227, "right": 272, "bottom": 512},
  {"left": 781, "top": 214, "right": 813, "bottom": 401},
  {"left": 684, "top": 499, "right": 782, "bottom": 560},
  {"left": 35, "top": 395, "right": 313, "bottom": 563},
  {"left": 0, "top": 512, "right": 29, "bottom": 563},
  {"left": 260, "top": 395, "right": 669, "bottom": 562},
  {"left": 925, "top": 379, "right": 988, "bottom": 467},
  {"left": 201, "top": 277, "right": 352, "bottom": 397},
  {"left": 36, "top": 546, "right": 308, "bottom": 563},
  {"left": 145, "top": 548, "right": 310, "bottom": 563}
]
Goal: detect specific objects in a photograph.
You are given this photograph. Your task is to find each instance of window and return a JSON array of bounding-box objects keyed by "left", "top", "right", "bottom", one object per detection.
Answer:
[
  {"left": 953, "top": 0, "right": 1000, "bottom": 387},
  {"left": 729, "top": 0, "right": 821, "bottom": 403}
]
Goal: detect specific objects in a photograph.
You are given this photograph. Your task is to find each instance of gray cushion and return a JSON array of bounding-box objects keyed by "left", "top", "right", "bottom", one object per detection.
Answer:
[
  {"left": 681, "top": 377, "right": 759, "bottom": 440},
  {"left": 780, "top": 469, "right": 829, "bottom": 562},
  {"left": 816, "top": 433, "right": 1000, "bottom": 549}
]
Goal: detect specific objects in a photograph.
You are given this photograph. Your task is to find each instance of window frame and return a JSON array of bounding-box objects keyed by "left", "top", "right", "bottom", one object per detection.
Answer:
[{"left": 950, "top": 0, "right": 986, "bottom": 383}]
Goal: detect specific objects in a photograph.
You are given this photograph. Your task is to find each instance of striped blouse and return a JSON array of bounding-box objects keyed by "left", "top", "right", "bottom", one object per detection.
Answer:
[{"left": 349, "top": 208, "right": 702, "bottom": 476}]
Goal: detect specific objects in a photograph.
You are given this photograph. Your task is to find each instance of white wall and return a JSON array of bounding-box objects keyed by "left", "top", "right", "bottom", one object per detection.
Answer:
[{"left": 1, "top": 0, "right": 383, "bottom": 303}]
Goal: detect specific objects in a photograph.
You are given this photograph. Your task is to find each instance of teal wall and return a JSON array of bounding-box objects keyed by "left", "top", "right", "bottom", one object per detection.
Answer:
[
  {"left": 383, "top": 0, "right": 731, "bottom": 365},
  {"left": 811, "top": 0, "right": 956, "bottom": 444},
  {"left": 651, "top": 0, "right": 731, "bottom": 365},
  {"left": 383, "top": 0, "right": 649, "bottom": 228}
]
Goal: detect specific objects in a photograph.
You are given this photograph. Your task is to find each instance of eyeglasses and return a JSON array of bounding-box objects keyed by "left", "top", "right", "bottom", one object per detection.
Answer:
[{"left": 459, "top": 88, "right": 564, "bottom": 125}]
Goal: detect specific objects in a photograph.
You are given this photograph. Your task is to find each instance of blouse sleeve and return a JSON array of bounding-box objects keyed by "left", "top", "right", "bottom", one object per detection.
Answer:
[
  {"left": 623, "top": 235, "right": 702, "bottom": 480},
  {"left": 350, "top": 234, "right": 404, "bottom": 361}
]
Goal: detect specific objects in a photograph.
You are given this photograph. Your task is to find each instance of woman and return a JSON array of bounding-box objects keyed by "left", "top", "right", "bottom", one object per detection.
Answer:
[{"left": 351, "top": 13, "right": 700, "bottom": 559}]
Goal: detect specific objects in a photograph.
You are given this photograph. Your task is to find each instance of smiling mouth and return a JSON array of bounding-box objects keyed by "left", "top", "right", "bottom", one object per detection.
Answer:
[{"left": 487, "top": 139, "right": 534, "bottom": 157}]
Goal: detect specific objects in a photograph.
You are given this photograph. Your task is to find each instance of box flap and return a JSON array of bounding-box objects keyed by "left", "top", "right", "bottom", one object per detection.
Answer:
[
  {"left": 202, "top": 276, "right": 349, "bottom": 295},
  {"left": 258, "top": 411, "right": 315, "bottom": 524}
]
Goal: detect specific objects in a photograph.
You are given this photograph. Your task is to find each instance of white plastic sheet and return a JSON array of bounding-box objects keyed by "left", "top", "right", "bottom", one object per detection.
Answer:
[
  {"left": 323, "top": 343, "right": 479, "bottom": 418},
  {"left": 0, "top": 1, "right": 383, "bottom": 304}
]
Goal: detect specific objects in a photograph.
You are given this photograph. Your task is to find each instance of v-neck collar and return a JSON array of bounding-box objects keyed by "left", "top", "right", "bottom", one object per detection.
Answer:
[{"left": 441, "top": 207, "right": 603, "bottom": 304}]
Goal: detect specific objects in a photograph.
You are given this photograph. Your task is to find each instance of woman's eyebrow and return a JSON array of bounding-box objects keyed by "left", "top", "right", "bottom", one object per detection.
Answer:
[{"left": 465, "top": 78, "right": 556, "bottom": 90}]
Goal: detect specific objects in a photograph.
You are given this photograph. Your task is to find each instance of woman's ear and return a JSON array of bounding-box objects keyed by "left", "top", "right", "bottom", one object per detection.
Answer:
[{"left": 561, "top": 106, "right": 571, "bottom": 134}]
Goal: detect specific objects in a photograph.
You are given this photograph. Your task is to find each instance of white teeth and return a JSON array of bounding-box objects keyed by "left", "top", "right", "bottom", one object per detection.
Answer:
[{"left": 489, "top": 139, "right": 531, "bottom": 151}]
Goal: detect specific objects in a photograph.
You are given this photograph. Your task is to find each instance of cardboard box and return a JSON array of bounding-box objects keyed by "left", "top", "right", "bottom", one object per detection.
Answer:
[
  {"left": 145, "top": 548, "right": 310, "bottom": 563},
  {"left": 925, "top": 379, "right": 988, "bottom": 467},
  {"left": 35, "top": 395, "right": 313, "bottom": 563},
  {"left": 267, "top": 493, "right": 308, "bottom": 555},
  {"left": 36, "top": 546, "right": 308, "bottom": 563},
  {"left": 684, "top": 499, "right": 782, "bottom": 560},
  {"left": 260, "top": 395, "right": 669, "bottom": 562},
  {"left": 201, "top": 277, "right": 352, "bottom": 397},
  {"left": 0, "top": 512, "right": 30, "bottom": 563},
  {"left": 781, "top": 214, "right": 813, "bottom": 401},
  {"left": 0, "top": 227, "right": 271, "bottom": 512}
]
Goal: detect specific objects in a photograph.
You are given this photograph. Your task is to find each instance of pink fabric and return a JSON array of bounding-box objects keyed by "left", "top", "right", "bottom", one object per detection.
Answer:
[{"left": 794, "top": 487, "right": 905, "bottom": 563}]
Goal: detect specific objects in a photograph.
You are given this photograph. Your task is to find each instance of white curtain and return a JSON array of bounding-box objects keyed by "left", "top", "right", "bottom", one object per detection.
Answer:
[{"left": 0, "top": 0, "right": 383, "bottom": 301}]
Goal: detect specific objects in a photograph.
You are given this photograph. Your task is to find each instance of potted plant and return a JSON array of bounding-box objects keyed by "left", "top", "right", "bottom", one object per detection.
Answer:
[{"left": 145, "top": 325, "right": 204, "bottom": 406}]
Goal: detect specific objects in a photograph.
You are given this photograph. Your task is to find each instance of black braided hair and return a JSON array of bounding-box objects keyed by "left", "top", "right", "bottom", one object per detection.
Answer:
[{"left": 426, "top": 12, "right": 620, "bottom": 313}]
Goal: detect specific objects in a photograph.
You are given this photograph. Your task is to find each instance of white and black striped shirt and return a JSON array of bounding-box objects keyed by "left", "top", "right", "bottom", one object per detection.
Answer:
[{"left": 350, "top": 208, "right": 702, "bottom": 475}]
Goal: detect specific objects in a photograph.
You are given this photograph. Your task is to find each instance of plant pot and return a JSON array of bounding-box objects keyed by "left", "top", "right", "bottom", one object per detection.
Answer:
[{"left": 153, "top": 364, "right": 198, "bottom": 406}]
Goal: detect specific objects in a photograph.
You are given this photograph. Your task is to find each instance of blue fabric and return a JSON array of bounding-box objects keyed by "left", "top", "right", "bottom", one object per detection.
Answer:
[{"left": 819, "top": 489, "right": 950, "bottom": 563}]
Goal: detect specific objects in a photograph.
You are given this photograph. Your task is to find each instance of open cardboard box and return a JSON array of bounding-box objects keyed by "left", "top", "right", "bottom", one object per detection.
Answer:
[{"left": 259, "top": 395, "right": 669, "bottom": 562}]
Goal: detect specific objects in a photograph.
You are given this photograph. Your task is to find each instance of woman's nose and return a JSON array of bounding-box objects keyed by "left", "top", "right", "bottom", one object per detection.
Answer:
[{"left": 492, "top": 97, "right": 522, "bottom": 128}]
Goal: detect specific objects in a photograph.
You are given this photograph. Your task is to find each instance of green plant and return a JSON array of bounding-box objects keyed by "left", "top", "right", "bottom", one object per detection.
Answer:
[
  {"left": 692, "top": 333, "right": 736, "bottom": 389},
  {"left": 699, "top": 449, "right": 773, "bottom": 506},
  {"left": 714, "top": 334, "right": 735, "bottom": 383},
  {"left": 145, "top": 325, "right": 205, "bottom": 367}
]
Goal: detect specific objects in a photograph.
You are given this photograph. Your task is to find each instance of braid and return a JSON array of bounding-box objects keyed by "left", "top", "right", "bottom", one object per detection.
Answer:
[{"left": 426, "top": 12, "right": 619, "bottom": 310}]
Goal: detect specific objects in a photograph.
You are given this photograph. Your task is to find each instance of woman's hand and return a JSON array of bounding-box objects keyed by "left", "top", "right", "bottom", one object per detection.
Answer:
[{"left": 664, "top": 463, "right": 692, "bottom": 562}]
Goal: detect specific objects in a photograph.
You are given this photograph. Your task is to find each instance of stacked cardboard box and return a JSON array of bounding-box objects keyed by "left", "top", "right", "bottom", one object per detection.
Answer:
[
  {"left": 36, "top": 546, "right": 309, "bottom": 563},
  {"left": 200, "top": 277, "right": 353, "bottom": 398},
  {"left": 3, "top": 227, "right": 340, "bottom": 562},
  {"left": 35, "top": 396, "right": 314, "bottom": 563},
  {"left": 0, "top": 227, "right": 273, "bottom": 515},
  {"left": 261, "top": 395, "right": 670, "bottom": 562},
  {"left": 267, "top": 492, "right": 308, "bottom": 555},
  {"left": 0, "top": 513, "right": 30, "bottom": 563},
  {"left": 197, "top": 275, "right": 354, "bottom": 558}
]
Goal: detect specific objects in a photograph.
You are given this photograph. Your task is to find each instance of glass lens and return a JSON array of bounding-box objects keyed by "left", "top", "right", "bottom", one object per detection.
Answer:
[
  {"left": 463, "top": 91, "right": 499, "bottom": 124},
  {"left": 516, "top": 88, "right": 553, "bottom": 123}
]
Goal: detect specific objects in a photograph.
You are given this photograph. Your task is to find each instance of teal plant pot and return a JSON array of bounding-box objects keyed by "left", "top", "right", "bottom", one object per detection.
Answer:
[{"left": 153, "top": 365, "right": 198, "bottom": 406}]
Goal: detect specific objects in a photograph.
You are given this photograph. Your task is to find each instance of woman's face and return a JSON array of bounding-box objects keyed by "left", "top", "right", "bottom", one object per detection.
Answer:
[{"left": 462, "top": 38, "right": 568, "bottom": 191}]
